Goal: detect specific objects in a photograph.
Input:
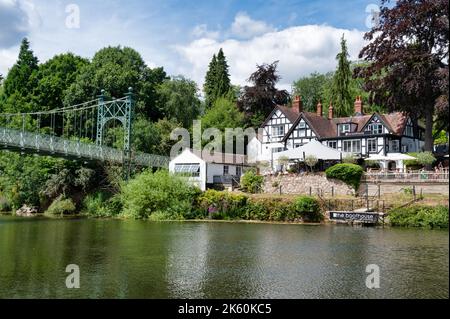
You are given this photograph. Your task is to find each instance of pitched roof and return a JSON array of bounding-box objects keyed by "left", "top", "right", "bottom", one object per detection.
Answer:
[
  {"left": 260, "top": 105, "right": 300, "bottom": 127},
  {"left": 282, "top": 111, "right": 410, "bottom": 141}
]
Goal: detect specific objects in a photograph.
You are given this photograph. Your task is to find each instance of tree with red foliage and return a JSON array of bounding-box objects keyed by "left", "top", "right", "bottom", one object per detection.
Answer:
[{"left": 356, "top": 0, "right": 448, "bottom": 151}]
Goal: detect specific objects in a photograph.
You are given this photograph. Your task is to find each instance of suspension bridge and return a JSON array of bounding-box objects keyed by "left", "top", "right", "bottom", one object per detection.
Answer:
[{"left": 0, "top": 88, "right": 169, "bottom": 178}]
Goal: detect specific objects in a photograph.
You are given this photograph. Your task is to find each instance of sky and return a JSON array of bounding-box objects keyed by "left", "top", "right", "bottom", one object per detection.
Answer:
[{"left": 0, "top": 0, "right": 382, "bottom": 91}]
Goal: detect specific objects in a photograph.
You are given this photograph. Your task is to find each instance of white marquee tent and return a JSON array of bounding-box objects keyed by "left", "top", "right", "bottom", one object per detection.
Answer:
[{"left": 273, "top": 140, "right": 345, "bottom": 161}]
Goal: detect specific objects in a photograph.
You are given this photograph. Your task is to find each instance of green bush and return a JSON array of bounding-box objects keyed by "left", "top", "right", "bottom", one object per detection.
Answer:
[
  {"left": 389, "top": 205, "right": 448, "bottom": 228},
  {"left": 82, "top": 191, "right": 122, "bottom": 218},
  {"left": 292, "top": 196, "right": 322, "bottom": 222},
  {"left": 325, "top": 163, "right": 364, "bottom": 191},
  {"left": 240, "top": 169, "right": 264, "bottom": 193},
  {"left": 45, "top": 196, "right": 76, "bottom": 216},
  {"left": 120, "top": 169, "right": 200, "bottom": 219},
  {"left": 0, "top": 196, "right": 11, "bottom": 212},
  {"left": 404, "top": 152, "right": 436, "bottom": 168},
  {"left": 196, "top": 189, "right": 248, "bottom": 219}
]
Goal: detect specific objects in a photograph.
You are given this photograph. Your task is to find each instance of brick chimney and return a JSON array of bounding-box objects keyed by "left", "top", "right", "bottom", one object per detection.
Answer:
[
  {"left": 328, "top": 102, "right": 334, "bottom": 119},
  {"left": 316, "top": 100, "right": 323, "bottom": 117},
  {"left": 354, "top": 95, "right": 363, "bottom": 115},
  {"left": 292, "top": 95, "right": 303, "bottom": 113}
]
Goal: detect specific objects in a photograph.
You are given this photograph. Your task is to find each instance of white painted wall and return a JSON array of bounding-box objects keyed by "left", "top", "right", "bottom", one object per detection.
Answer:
[{"left": 169, "top": 149, "right": 207, "bottom": 191}]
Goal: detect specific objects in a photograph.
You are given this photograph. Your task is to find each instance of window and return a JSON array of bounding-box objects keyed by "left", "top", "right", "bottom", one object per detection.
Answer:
[
  {"left": 340, "top": 124, "right": 351, "bottom": 135},
  {"left": 343, "top": 140, "right": 361, "bottom": 153},
  {"left": 272, "top": 147, "right": 285, "bottom": 153},
  {"left": 390, "top": 140, "right": 400, "bottom": 152},
  {"left": 272, "top": 125, "right": 284, "bottom": 137},
  {"left": 174, "top": 163, "right": 200, "bottom": 177},
  {"left": 299, "top": 129, "right": 306, "bottom": 137},
  {"left": 327, "top": 141, "right": 337, "bottom": 149},
  {"left": 405, "top": 125, "right": 413, "bottom": 137},
  {"left": 223, "top": 165, "right": 229, "bottom": 175},
  {"left": 367, "top": 138, "right": 377, "bottom": 153},
  {"left": 236, "top": 166, "right": 242, "bottom": 177},
  {"left": 299, "top": 121, "right": 306, "bottom": 129},
  {"left": 368, "top": 123, "right": 383, "bottom": 134},
  {"left": 294, "top": 144, "right": 302, "bottom": 148}
]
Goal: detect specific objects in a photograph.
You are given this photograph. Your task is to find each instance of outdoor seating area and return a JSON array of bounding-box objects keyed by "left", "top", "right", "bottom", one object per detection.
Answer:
[{"left": 364, "top": 168, "right": 449, "bottom": 182}]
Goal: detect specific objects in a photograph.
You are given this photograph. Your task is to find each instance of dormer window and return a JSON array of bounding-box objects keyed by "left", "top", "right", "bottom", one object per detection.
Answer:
[
  {"left": 340, "top": 124, "right": 351, "bottom": 134},
  {"left": 272, "top": 125, "right": 285, "bottom": 137},
  {"left": 367, "top": 123, "right": 383, "bottom": 134}
]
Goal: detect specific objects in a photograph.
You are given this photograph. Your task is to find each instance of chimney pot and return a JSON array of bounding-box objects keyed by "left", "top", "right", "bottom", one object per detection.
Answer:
[
  {"left": 316, "top": 100, "right": 323, "bottom": 117},
  {"left": 354, "top": 95, "right": 363, "bottom": 115},
  {"left": 328, "top": 102, "right": 334, "bottom": 119},
  {"left": 292, "top": 95, "right": 303, "bottom": 113}
]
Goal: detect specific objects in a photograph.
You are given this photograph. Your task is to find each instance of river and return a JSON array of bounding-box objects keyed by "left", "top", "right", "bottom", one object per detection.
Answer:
[{"left": 0, "top": 216, "right": 448, "bottom": 298}]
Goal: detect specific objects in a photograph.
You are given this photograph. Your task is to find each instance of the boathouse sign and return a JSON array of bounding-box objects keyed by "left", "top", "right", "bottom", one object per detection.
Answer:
[{"left": 329, "top": 211, "right": 379, "bottom": 223}]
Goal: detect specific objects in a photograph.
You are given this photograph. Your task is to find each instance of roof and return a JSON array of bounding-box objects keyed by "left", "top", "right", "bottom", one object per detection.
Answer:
[
  {"left": 282, "top": 111, "right": 410, "bottom": 141},
  {"left": 260, "top": 104, "right": 300, "bottom": 128},
  {"left": 273, "top": 139, "right": 344, "bottom": 160},
  {"left": 172, "top": 149, "right": 249, "bottom": 165}
]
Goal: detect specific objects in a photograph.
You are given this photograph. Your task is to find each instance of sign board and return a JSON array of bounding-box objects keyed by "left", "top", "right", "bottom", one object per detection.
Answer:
[{"left": 329, "top": 211, "right": 379, "bottom": 223}]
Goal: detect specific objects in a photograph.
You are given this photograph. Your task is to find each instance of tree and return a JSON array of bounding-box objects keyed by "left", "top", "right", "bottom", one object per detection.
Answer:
[
  {"left": 331, "top": 35, "right": 353, "bottom": 117},
  {"left": 293, "top": 72, "right": 333, "bottom": 112},
  {"left": 64, "top": 46, "right": 168, "bottom": 120},
  {"left": 201, "top": 97, "right": 244, "bottom": 131},
  {"left": 3, "top": 38, "right": 39, "bottom": 98},
  {"left": 304, "top": 155, "right": 318, "bottom": 172},
  {"left": 203, "top": 48, "right": 232, "bottom": 109},
  {"left": 238, "top": 61, "right": 289, "bottom": 127},
  {"left": 355, "top": 0, "right": 449, "bottom": 152},
  {"left": 156, "top": 75, "right": 201, "bottom": 128},
  {"left": 32, "top": 53, "right": 88, "bottom": 115}
]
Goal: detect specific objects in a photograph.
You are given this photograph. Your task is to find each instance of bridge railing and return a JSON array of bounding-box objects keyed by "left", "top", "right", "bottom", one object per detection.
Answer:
[{"left": 1, "top": 126, "right": 169, "bottom": 168}]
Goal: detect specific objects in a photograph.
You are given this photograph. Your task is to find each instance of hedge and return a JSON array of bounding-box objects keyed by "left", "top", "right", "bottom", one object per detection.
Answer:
[
  {"left": 325, "top": 163, "right": 364, "bottom": 191},
  {"left": 388, "top": 205, "right": 448, "bottom": 228}
]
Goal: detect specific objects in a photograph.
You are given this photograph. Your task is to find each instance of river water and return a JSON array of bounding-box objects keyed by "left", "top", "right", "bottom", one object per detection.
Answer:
[{"left": 0, "top": 216, "right": 448, "bottom": 298}]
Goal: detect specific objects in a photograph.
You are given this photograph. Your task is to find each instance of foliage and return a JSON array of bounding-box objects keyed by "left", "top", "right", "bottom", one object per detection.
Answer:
[
  {"left": 45, "top": 195, "right": 76, "bottom": 216},
  {"left": 433, "top": 129, "right": 448, "bottom": 145},
  {"left": 132, "top": 117, "right": 181, "bottom": 155},
  {"left": 355, "top": 0, "right": 449, "bottom": 151},
  {"left": 82, "top": 191, "right": 122, "bottom": 218},
  {"left": 120, "top": 170, "right": 200, "bottom": 219},
  {"left": 238, "top": 61, "right": 289, "bottom": 127},
  {"left": 201, "top": 97, "right": 245, "bottom": 131},
  {"left": 415, "top": 152, "right": 436, "bottom": 167},
  {"left": 331, "top": 35, "right": 353, "bottom": 117},
  {"left": 0, "top": 196, "right": 11, "bottom": 212},
  {"left": 196, "top": 190, "right": 248, "bottom": 219},
  {"left": 325, "top": 163, "right": 364, "bottom": 191},
  {"left": 64, "top": 46, "right": 168, "bottom": 120},
  {"left": 291, "top": 196, "right": 323, "bottom": 222},
  {"left": 304, "top": 155, "right": 318, "bottom": 172},
  {"left": 389, "top": 205, "right": 448, "bottom": 228},
  {"left": 203, "top": 48, "right": 232, "bottom": 109},
  {"left": 156, "top": 75, "right": 202, "bottom": 128},
  {"left": 293, "top": 72, "right": 333, "bottom": 112},
  {"left": 240, "top": 169, "right": 264, "bottom": 193},
  {"left": 342, "top": 154, "right": 357, "bottom": 164}
]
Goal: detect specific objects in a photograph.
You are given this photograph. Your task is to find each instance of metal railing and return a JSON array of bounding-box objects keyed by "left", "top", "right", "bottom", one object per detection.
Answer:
[
  {"left": 0, "top": 126, "right": 169, "bottom": 168},
  {"left": 363, "top": 169, "right": 449, "bottom": 182}
]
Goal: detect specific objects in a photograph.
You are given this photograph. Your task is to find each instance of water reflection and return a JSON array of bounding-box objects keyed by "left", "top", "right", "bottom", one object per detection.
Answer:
[{"left": 0, "top": 217, "right": 448, "bottom": 298}]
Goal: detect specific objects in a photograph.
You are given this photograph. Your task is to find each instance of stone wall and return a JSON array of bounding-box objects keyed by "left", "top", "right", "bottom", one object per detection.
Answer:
[{"left": 263, "top": 173, "right": 354, "bottom": 196}]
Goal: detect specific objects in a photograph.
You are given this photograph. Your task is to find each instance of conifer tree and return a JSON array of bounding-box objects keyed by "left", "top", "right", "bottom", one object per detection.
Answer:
[
  {"left": 203, "top": 48, "right": 232, "bottom": 109},
  {"left": 331, "top": 35, "right": 353, "bottom": 117}
]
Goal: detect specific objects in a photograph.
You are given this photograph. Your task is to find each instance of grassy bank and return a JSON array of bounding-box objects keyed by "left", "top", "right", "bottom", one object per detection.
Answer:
[{"left": 388, "top": 205, "right": 449, "bottom": 229}]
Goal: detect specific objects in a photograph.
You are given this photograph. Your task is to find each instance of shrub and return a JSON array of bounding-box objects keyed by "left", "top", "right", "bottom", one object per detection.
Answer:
[
  {"left": 292, "top": 196, "right": 323, "bottom": 222},
  {"left": 389, "top": 205, "right": 448, "bottom": 228},
  {"left": 82, "top": 191, "right": 122, "bottom": 218},
  {"left": 120, "top": 169, "right": 200, "bottom": 219},
  {"left": 240, "top": 169, "right": 264, "bottom": 193},
  {"left": 0, "top": 196, "right": 11, "bottom": 212},
  {"left": 325, "top": 163, "right": 364, "bottom": 191},
  {"left": 342, "top": 154, "right": 357, "bottom": 164},
  {"left": 404, "top": 152, "right": 436, "bottom": 168},
  {"left": 196, "top": 189, "right": 248, "bottom": 219},
  {"left": 304, "top": 155, "right": 318, "bottom": 172},
  {"left": 45, "top": 196, "right": 76, "bottom": 216}
]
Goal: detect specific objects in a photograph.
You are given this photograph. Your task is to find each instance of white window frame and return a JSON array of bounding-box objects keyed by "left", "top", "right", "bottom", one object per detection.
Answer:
[
  {"left": 340, "top": 124, "right": 351, "bottom": 134},
  {"left": 298, "top": 121, "right": 306, "bottom": 129},
  {"left": 368, "top": 123, "right": 383, "bottom": 135},
  {"left": 272, "top": 125, "right": 285, "bottom": 137},
  {"left": 327, "top": 141, "right": 337, "bottom": 149},
  {"left": 223, "top": 165, "right": 229, "bottom": 175},
  {"left": 367, "top": 138, "right": 377, "bottom": 153},
  {"left": 343, "top": 140, "right": 361, "bottom": 153},
  {"left": 390, "top": 140, "right": 400, "bottom": 152}
]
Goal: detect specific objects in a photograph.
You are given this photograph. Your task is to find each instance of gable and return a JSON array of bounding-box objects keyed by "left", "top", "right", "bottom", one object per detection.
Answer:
[{"left": 361, "top": 114, "right": 391, "bottom": 134}]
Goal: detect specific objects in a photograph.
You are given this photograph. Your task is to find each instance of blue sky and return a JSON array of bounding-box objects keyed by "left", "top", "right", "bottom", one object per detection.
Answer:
[{"left": 0, "top": 0, "right": 381, "bottom": 90}]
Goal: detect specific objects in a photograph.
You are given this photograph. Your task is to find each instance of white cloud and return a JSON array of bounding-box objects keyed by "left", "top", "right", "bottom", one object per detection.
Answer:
[
  {"left": 175, "top": 24, "right": 366, "bottom": 91},
  {"left": 230, "top": 12, "right": 276, "bottom": 39},
  {"left": 191, "top": 24, "right": 220, "bottom": 40},
  {"left": 0, "top": 46, "right": 19, "bottom": 76}
]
